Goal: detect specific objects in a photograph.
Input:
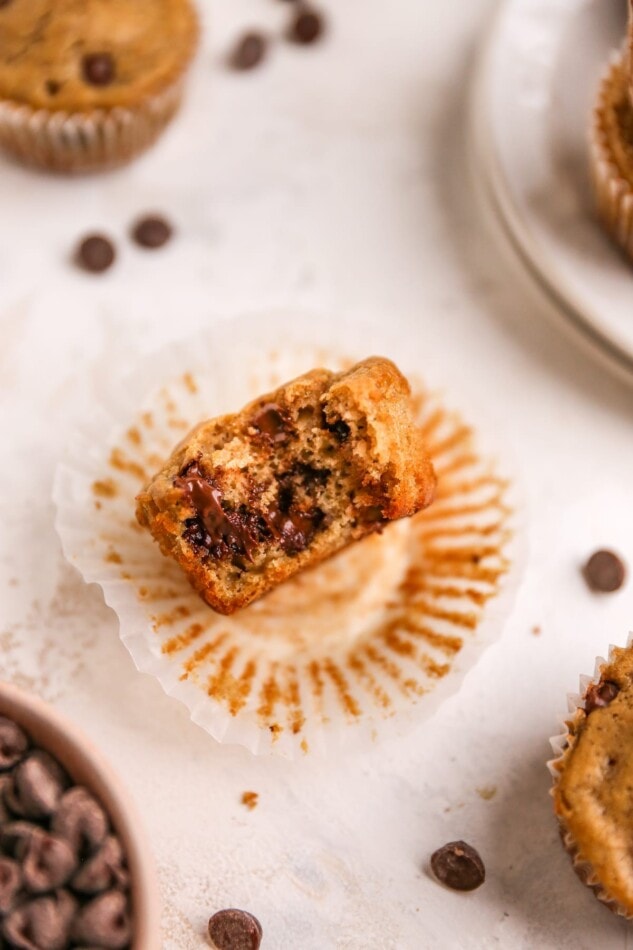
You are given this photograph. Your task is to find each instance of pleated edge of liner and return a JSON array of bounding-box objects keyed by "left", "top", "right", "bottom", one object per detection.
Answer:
[{"left": 546, "top": 631, "right": 633, "bottom": 920}]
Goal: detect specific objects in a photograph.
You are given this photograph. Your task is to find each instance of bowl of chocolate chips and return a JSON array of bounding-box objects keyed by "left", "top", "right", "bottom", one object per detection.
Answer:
[{"left": 0, "top": 682, "right": 160, "bottom": 949}]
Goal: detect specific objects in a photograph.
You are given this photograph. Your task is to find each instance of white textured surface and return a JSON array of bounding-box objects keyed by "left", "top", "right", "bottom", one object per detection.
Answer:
[{"left": 0, "top": 1, "right": 632, "bottom": 948}]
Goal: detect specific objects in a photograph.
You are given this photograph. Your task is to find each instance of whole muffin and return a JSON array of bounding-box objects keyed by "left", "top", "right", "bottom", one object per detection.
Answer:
[
  {"left": 550, "top": 643, "right": 633, "bottom": 918},
  {"left": 0, "top": 0, "right": 199, "bottom": 173}
]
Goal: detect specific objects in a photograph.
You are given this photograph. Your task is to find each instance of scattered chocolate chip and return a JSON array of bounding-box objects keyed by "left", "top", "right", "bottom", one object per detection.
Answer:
[
  {"left": 0, "top": 857, "right": 22, "bottom": 913},
  {"left": 76, "top": 235, "right": 116, "bottom": 274},
  {"left": 72, "top": 835, "right": 129, "bottom": 895},
  {"left": 131, "top": 214, "right": 173, "bottom": 249},
  {"left": 21, "top": 831, "right": 76, "bottom": 894},
  {"left": 3, "top": 891, "right": 77, "bottom": 950},
  {"left": 208, "top": 909, "right": 263, "bottom": 950},
  {"left": 430, "top": 840, "right": 486, "bottom": 892},
  {"left": 4, "top": 751, "right": 68, "bottom": 819},
  {"left": 0, "top": 716, "right": 29, "bottom": 771},
  {"left": 229, "top": 32, "right": 268, "bottom": 71},
  {"left": 583, "top": 549, "right": 626, "bottom": 593},
  {"left": 52, "top": 787, "right": 109, "bottom": 856},
  {"left": 71, "top": 890, "right": 132, "bottom": 950},
  {"left": 287, "top": 7, "right": 325, "bottom": 44},
  {"left": 82, "top": 53, "right": 115, "bottom": 87},
  {"left": 585, "top": 679, "right": 620, "bottom": 714}
]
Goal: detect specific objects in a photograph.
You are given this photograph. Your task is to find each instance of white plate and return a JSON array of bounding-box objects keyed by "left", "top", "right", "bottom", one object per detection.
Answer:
[{"left": 472, "top": 0, "right": 633, "bottom": 383}]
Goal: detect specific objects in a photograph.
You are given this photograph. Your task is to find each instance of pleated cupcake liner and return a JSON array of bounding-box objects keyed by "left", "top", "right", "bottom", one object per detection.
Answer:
[
  {"left": 0, "top": 75, "right": 186, "bottom": 174},
  {"left": 547, "top": 633, "right": 633, "bottom": 919},
  {"left": 54, "top": 313, "right": 524, "bottom": 758}
]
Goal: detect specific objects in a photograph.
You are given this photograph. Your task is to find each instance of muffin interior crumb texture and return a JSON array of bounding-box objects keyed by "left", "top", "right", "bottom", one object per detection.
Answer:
[{"left": 136, "top": 357, "right": 436, "bottom": 614}]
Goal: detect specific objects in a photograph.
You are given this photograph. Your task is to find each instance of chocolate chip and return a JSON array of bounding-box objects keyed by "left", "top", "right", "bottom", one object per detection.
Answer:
[
  {"left": 208, "top": 909, "right": 263, "bottom": 950},
  {"left": 1, "top": 820, "right": 42, "bottom": 857},
  {"left": 72, "top": 836, "right": 129, "bottom": 895},
  {"left": 131, "top": 214, "right": 173, "bottom": 249},
  {"left": 430, "top": 840, "right": 486, "bottom": 891},
  {"left": 583, "top": 550, "right": 626, "bottom": 593},
  {"left": 52, "top": 787, "right": 109, "bottom": 856},
  {"left": 585, "top": 680, "right": 620, "bottom": 714},
  {"left": 0, "top": 717, "right": 29, "bottom": 771},
  {"left": 229, "top": 33, "right": 268, "bottom": 71},
  {"left": 21, "top": 831, "right": 76, "bottom": 894},
  {"left": 287, "top": 7, "right": 325, "bottom": 44},
  {"left": 45, "top": 79, "right": 61, "bottom": 96},
  {"left": 76, "top": 235, "right": 116, "bottom": 274},
  {"left": 325, "top": 419, "right": 350, "bottom": 443},
  {"left": 71, "top": 890, "right": 132, "bottom": 950},
  {"left": 3, "top": 891, "right": 77, "bottom": 950},
  {"left": 0, "top": 857, "right": 22, "bottom": 913},
  {"left": 252, "top": 403, "right": 290, "bottom": 443},
  {"left": 82, "top": 53, "right": 115, "bottom": 86},
  {"left": 0, "top": 1, "right": 13, "bottom": 7},
  {"left": 5, "top": 751, "right": 68, "bottom": 819}
]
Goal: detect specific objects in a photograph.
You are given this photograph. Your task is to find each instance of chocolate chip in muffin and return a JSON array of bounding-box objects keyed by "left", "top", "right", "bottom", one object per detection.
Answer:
[
  {"left": 45, "top": 79, "right": 61, "bottom": 96},
  {"left": 229, "top": 33, "right": 268, "bottom": 71},
  {"left": 208, "top": 909, "right": 263, "bottom": 950},
  {"left": 76, "top": 235, "right": 116, "bottom": 274},
  {"left": 287, "top": 7, "right": 325, "bottom": 44},
  {"left": 584, "top": 679, "right": 620, "bottom": 714},
  {"left": 583, "top": 549, "right": 627, "bottom": 593},
  {"left": 82, "top": 53, "right": 116, "bottom": 87},
  {"left": 132, "top": 215, "right": 173, "bottom": 249},
  {"left": 430, "top": 840, "right": 486, "bottom": 891}
]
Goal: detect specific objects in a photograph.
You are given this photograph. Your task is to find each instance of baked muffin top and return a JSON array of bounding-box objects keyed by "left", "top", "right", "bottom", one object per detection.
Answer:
[
  {"left": 0, "top": 0, "right": 198, "bottom": 112},
  {"left": 553, "top": 646, "right": 633, "bottom": 913}
]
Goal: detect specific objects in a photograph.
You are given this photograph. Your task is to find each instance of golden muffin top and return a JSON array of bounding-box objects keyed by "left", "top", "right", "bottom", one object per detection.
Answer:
[
  {"left": 553, "top": 646, "right": 633, "bottom": 914},
  {"left": 0, "top": 0, "right": 198, "bottom": 112}
]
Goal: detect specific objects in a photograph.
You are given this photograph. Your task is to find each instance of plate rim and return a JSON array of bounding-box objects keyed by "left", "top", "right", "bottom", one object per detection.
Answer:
[{"left": 470, "top": 0, "right": 633, "bottom": 387}]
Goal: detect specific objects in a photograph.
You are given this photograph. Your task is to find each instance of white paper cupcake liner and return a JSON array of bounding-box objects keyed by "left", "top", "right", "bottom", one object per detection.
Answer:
[
  {"left": 54, "top": 313, "right": 524, "bottom": 758},
  {"left": 590, "top": 51, "right": 633, "bottom": 260},
  {"left": 548, "top": 633, "right": 633, "bottom": 919},
  {"left": 0, "top": 78, "right": 185, "bottom": 174}
]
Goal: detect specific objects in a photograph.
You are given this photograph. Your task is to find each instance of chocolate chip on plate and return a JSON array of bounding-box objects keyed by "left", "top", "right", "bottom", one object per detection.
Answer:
[
  {"left": 585, "top": 680, "right": 620, "bottom": 714},
  {"left": 131, "top": 214, "right": 173, "bottom": 249},
  {"left": 287, "top": 7, "right": 325, "bottom": 44},
  {"left": 0, "top": 716, "right": 29, "bottom": 771},
  {"left": 583, "top": 549, "right": 626, "bottom": 593},
  {"left": 82, "top": 53, "right": 115, "bottom": 86},
  {"left": 208, "top": 908, "right": 263, "bottom": 950},
  {"left": 430, "top": 840, "right": 486, "bottom": 892},
  {"left": 229, "top": 32, "right": 268, "bottom": 71},
  {"left": 76, "top": 234, "right": 116, "bottom": 274}
]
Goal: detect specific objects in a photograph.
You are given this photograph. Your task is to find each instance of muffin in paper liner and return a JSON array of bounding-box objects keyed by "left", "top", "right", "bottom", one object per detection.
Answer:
[
  {"left": 548, "top": 634, "right": 633, "bottom": 919},
  {"left": 0, "top": 79, "right": 186, "bottom": 174},
  {"left": 53, "top": 315, "right": 523, "bottom": 758},
  {"left": 590, "top": 51, "right": 633, "bottom": 262}
]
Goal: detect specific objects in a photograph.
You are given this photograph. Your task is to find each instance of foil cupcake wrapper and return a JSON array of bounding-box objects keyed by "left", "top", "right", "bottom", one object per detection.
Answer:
[
  {"left": 590, "top": 51, "right": 633, "bottom": 260},
  {"left": 547, "top": 633, "right": 633, "bottom": 919},
  {"left": 0, "top": 78, "right": 185, "bottom": 174},
  {"left": 54, "top": 314, "right": 523, "bottom": 758}
]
